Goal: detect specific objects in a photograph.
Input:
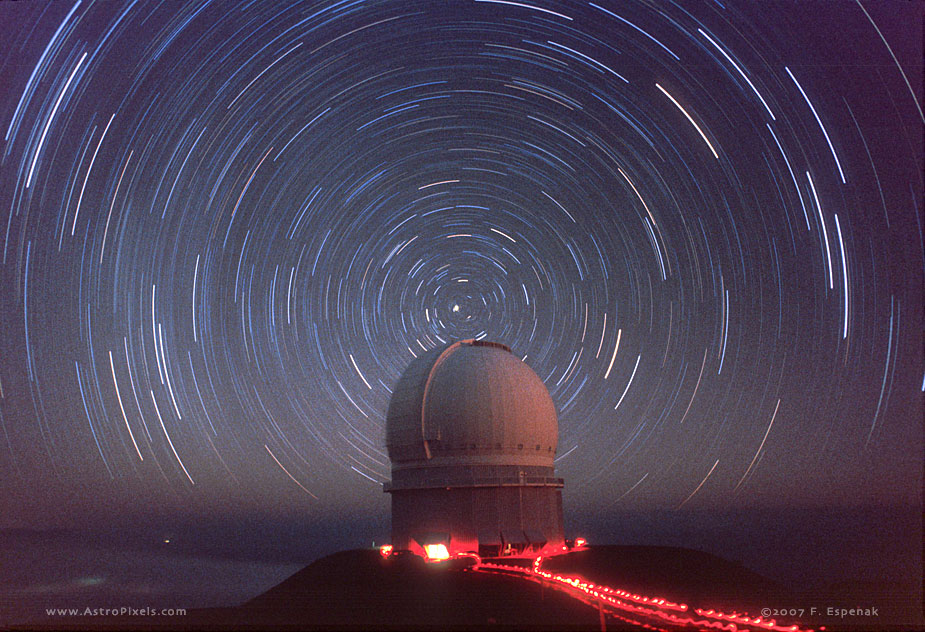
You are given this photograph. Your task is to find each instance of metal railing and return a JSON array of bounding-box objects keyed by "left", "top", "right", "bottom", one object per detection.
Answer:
[{"left": 384, "top": 475, "right": 564, "bottom": 491}]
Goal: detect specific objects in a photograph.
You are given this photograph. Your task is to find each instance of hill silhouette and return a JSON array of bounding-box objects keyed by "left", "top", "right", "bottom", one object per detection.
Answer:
[
  {"left": 242, "top": 548, "right": 601, "bottom": 630},
  {"left": 207, "top": 544, "right": 791, "bottom": 630}
]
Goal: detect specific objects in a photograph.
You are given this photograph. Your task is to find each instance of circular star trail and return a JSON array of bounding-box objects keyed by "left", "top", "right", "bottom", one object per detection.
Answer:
[{"left": 0, "top": 0, "right": 920, "bottom": 523}]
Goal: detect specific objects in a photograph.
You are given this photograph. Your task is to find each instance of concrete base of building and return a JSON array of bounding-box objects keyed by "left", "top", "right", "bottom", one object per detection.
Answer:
[{"left": 389, "top": 484, "right": 564, "bottom": 558}]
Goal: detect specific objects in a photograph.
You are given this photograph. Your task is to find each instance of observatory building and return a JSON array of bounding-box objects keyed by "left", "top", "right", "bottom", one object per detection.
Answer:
[{"left": 384, "top": 340, "right": 564, "bottom": 559}]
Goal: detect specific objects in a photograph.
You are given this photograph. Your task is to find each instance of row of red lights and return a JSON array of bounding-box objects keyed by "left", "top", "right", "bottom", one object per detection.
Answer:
[
  {"left": 378, "top": 540, "right": 813, "bottom": 632},
  {"left": 477, "top": 553, "right": 815, "bottom": 632},
  {"left": 379, "top": 538, "right": 585, "bottom": 563}
]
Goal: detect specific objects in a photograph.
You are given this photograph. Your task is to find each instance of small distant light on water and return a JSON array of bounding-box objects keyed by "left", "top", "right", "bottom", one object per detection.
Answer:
[
  {"left": 77, "top": 576, "right": 104, "bottom": 586},
  {"left": 379, "top": 544, "right": 393, "bottom": 557}
]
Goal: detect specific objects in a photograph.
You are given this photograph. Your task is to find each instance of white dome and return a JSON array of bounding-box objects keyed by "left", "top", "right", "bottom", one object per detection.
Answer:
[{"left": 386, "top": 340, "right": 558, "bottom": 468}]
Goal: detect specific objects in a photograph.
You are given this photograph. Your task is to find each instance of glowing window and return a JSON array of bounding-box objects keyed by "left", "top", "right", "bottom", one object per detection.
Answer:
[{"left": 423, "top": 543, "right": 449, "bottom": 561}]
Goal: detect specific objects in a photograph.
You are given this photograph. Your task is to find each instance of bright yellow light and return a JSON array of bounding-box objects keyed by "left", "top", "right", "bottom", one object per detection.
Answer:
[
  {"left": 423, "top": 543, "right": 449, "bottom": 561},
  {"left": 379, "top": 544, "right": 393, "bottom": 557}
]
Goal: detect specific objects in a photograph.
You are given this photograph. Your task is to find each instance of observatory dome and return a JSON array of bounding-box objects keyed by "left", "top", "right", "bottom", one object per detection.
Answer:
[{"left": 386, "top": 340, "right": 558, "bottom": 468}]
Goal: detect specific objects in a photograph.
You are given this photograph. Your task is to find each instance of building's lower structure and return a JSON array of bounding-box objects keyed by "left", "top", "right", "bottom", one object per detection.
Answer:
[
  {"left": 384, "top": 340, "right": 567, "bottom": 559},
  {"left": 386, "top": 464, "right": 564, "bottom": 557}
]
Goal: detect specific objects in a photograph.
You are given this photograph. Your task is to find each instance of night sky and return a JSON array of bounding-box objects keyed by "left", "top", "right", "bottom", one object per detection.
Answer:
[{"left": 0, "top": 0, "right": 921, "bottom": 623}]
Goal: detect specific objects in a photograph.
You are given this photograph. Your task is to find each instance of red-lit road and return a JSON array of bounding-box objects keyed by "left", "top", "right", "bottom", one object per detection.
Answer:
[{"left": 474, "top": 557, "right": 815, "bottom": 632}]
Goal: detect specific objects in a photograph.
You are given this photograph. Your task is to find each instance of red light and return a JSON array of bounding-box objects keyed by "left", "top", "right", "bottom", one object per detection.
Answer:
[
  {"left": 423, "top": 543, "right": 450, "bottom": 561},
  {"left": 473, "top": 555, "right": 813, "bottom": 632},
  {"left": 457, "top": 551, "right": 481, "bottom": 564},
  {"left": 575, "top": 537, "right": 587, "bottom": 547},
  {"left": 379, "top": 544, "right": 393, "bottom": 558}
]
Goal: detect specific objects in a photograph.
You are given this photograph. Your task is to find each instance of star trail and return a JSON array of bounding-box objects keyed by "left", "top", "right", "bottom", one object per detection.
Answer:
[{"left": 0, "top": 0, "right": 920, "bottom": 543}]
